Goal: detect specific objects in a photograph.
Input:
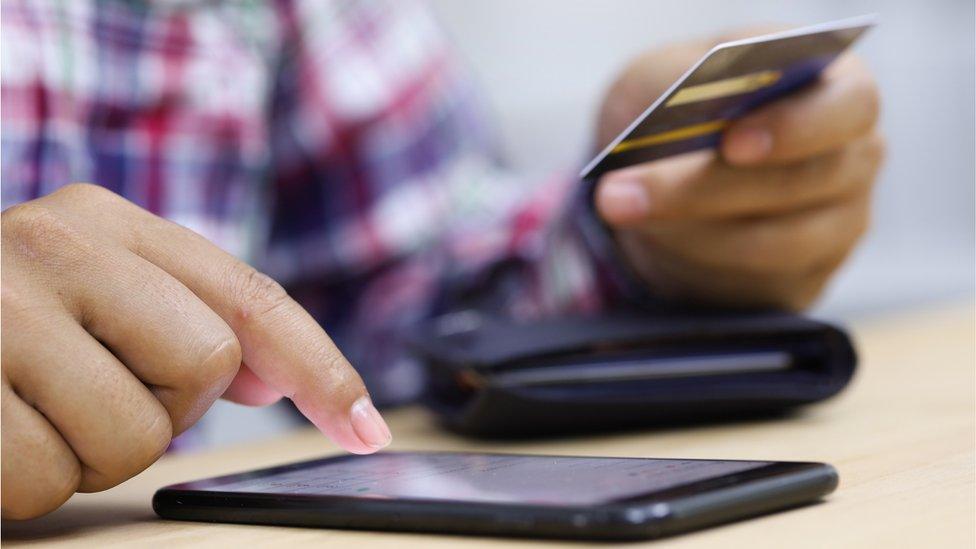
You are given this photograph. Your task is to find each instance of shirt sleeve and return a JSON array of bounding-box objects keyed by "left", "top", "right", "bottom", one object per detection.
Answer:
[{"left": 263, "top": 0, "right": 638, "bottom": 405}]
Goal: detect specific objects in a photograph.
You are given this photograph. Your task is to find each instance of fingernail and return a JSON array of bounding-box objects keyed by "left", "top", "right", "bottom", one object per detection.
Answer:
[
  {"left": 725, "top": 126, "right": 772, "bottom": 164},
  {"left": 597, "top": 177, "right": 649, "bottom": 223},
  {"left": 350, "top": 396, "right": 392, "bottom": 450}
]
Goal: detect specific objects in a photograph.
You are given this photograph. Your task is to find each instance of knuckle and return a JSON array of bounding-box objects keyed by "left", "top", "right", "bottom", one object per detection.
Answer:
[
  {"left": 820, "top": 153, "right": 853, "bottom": 195},
  {"left": 197, "top": 336, "right": 243, "bottom": 389},
  {"left": 3, "top": 488, "right": 70, "bottom": 520},
  {"left": 16, "top": 474, "right": 81, "bottom": 520},
  {"left": 49, "top": 182, "right": 120, "bottom": 206},
  {"left": 319, "top": 349, "right": 356, "bottom": 384},
  {"left": 1, "top": 202, "right": 88, "bottom": 264},
  {"left": 128, "top": 408, "right": 173, "bottom": 474},
  {"left": 833, "top": 133, "right": 884, "bottom": 195},
  {"left": 3, "top": 202, "right": 68, "bottom": 244},
  {"left": 2, "top": 457, "right": 81, "bottom": 520},
  {"left": 42, "top": 463, "right": 82, "bottom": 515},
  {"left": 792, "top": 222, "right": 837, "bottom": 273},
  {"left": 47, "top": 184, "right": 134, "bottom": 228},
  {"left": 142, "top": 410, "right": 174, "bottom": 462},
  {"left": 230, "top": 267, "right": 291, "bottom": 326},
  {"left": 82, "top": 406, "right": 172, "bottom": 494},
  {"left": 294, "top": 351, "right": 358, "bottom": 404}
]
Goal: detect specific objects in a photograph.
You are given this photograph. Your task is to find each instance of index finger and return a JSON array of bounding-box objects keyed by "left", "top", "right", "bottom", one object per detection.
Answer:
[
  {"left": 104, "top": 197, "right": 392, "bottom": 454},
  {"left": 721, "top": 55, "right": 881, "bottom": 165}
]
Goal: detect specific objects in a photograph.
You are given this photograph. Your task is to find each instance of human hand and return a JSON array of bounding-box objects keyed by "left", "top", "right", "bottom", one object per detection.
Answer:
[
  {"left": 593, "top": 30, "right": 884, "bottom": 310},
  {"left": 1, "top": 184, "right": 391, "bottom": 519}
]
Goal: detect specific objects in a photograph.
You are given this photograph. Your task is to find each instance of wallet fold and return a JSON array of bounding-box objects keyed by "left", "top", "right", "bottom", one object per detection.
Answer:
[{"left": 410, "top": 310, "right": 856, "bottom": 437}]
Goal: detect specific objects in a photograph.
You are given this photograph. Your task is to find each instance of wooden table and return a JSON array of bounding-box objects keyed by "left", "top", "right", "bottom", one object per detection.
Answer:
[{"left": 4, "top": 304, "right": 974, "bottom": 547}]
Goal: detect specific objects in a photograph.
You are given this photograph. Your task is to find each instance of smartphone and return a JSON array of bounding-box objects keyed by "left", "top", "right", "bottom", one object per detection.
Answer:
[{"left": 153, "top": 452, "right": 837, "bottom": 540}]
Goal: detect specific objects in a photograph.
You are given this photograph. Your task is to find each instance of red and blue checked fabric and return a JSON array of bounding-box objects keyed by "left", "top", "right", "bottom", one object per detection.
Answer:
[{"left": 1, "top": 0, "right": 628, "bottom": 404}]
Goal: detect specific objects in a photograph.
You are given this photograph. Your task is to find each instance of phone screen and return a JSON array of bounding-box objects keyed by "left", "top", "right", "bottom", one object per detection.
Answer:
[{"left": 190, "top": 453, "right": 771, "bottom": 506}]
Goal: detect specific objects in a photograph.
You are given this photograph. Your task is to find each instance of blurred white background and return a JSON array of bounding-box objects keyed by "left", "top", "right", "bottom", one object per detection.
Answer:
[{"left": 200, "top": 0, "right": 975, "bottom": 447}]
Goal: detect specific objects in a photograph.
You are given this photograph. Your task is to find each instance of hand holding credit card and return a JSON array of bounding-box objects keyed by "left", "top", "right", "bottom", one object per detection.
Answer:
[
  {"left": 582, "top": 15, "right": 876, "bottom": 180},
  {"left": 585, "top": 15, "right": 883, "bottom": 310}
]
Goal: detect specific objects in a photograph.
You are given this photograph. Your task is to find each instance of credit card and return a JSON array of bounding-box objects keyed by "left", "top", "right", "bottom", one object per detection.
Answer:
[{"left": 580, "top": 15, "right": 876, "bottom": 180}]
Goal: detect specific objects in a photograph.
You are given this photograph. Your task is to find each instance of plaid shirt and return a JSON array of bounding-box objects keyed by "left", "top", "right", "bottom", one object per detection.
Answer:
[{"left": 1, "top": 0, "right": 631, "bottom": 404}]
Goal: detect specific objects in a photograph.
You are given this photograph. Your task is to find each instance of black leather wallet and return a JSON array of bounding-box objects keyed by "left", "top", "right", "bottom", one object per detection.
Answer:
[{"left": 410, "top": 310, "right": 856, "bottom": 438}]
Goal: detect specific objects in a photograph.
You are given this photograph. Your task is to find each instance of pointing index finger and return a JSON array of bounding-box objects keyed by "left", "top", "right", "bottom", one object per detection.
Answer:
[
  {"left": 224, "top": 269, "right": 392, "bottom": 454},
  {"left": 113, "top": 203, "right": 392, "bottom": 454}
]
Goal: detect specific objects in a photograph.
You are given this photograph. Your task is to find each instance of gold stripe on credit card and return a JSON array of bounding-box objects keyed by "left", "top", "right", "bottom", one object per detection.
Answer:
[
  {"left": 611, "top": 119, "right": 729, "bottom": 154},
  {"left": 665, "top": 70, "right": 782, "bottom": 107}
]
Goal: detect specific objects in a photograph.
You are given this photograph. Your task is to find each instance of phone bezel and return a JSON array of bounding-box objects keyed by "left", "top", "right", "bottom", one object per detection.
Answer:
[{"left": 153, "top": 451, "right": 837, "bottom": 540}]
